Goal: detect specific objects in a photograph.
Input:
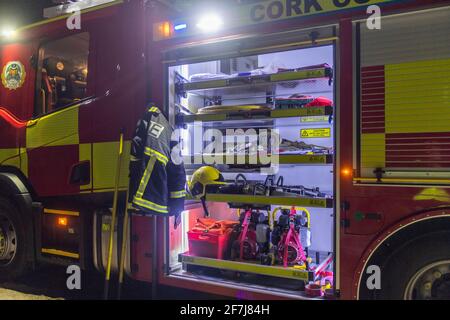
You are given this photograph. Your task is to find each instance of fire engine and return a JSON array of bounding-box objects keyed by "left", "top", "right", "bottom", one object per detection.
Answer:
[{"left": 0, "top": 0, "right": 450, "bottom": 300}]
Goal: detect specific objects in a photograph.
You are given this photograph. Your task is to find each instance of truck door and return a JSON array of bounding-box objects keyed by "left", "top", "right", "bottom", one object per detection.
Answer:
[
  {"left": 0, "top": 40, "right": 38, "bottom": 174},
  {"left": 26, "top": 32, "right": 93, "bottom": 197},
  {"left": 89, "top": 12, "right": 145, "bottom": 193}
]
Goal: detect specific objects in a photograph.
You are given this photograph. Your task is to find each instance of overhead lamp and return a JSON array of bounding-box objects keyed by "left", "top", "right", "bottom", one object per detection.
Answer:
[
  {"left": 196, "top": 13, "right": 223, "bottom": 32},
  {"left": 1, "top": 27, "right": 16, "bottom": 38}
]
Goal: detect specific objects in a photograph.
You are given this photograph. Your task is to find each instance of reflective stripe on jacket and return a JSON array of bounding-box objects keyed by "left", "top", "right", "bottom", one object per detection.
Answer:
[{"left": 128, "top": 104, "right": 186, "bottom": 216}]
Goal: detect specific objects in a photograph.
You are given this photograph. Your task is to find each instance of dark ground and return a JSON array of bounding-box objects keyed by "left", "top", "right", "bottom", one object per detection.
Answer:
[{"left": 0, "top": 264, "right": 221, "bottom": 300}]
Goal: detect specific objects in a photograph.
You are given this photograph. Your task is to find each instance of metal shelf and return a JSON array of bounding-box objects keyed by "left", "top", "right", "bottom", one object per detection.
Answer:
[
  {"left": 203, "top": 193, "right": 333, "bottom": 208},
  {"left": 184, "top": 154, "right": 333, "bottom": 169},
  {"left": 279, "top": 154, "right": 333, "bottom": 165},
  {"left": 177, "top": 67, "right": 332, "bottom": 96},
  {"left": 177, "top": 106, "right": 333, "bottom": 125},
  {"left": 179, "top": 254, "right": 314, "bottom": 282}
]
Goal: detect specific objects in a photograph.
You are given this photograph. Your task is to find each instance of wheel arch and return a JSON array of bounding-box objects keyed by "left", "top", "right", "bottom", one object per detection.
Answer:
[
  {"left": 354, "top": 206, "right": 450, "bottom": 299},
  {"left": 0, "top": 168, "right": 37, "bottom": 263},
  {"left": 0, "top": 165, "right": 36, "bottom": 198}
]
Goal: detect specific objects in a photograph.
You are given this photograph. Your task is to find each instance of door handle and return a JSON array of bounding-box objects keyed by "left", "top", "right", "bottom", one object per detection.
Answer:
[{"left": 69, "top": 161, "right": 91, "bottom": 186}]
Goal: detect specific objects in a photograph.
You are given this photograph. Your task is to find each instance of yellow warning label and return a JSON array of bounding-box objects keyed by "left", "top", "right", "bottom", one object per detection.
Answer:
[
  {"left": 301, "top": 128, "right": 331, "bottom": 138},
  {"left": 301, "top": 116, "right": 330, "bottom": 123}
]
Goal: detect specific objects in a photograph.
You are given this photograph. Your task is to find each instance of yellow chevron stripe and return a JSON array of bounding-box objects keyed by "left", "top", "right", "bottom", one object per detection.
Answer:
[
  {"left": 0, "top": 148, "right": 18, "bottom": 164},
  {"left": 44, "top": 209, "right": 80, "bottom": 217},
  {"left": 92, "top": 141, "right": 130, "bottom": 190},
  {"left": 385, "top": 58, "right": 450, "bottom": 134},
  {"left": 361, "top": 133, "right": 385, "bottom": 169},
  {"left": 42, "top": 248, "right": 79, "bottom": 259},
  {"left": 26, "top": 105, "right": 79, "bottom": 148}
]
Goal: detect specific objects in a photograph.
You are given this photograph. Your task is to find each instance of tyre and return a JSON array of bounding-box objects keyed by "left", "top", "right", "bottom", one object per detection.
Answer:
[
  {"left": 0, "top": 197, "right": 31, "bottom": 281},
  {"left": 360, "top": 231, "right": 450, "bottom": 300}
]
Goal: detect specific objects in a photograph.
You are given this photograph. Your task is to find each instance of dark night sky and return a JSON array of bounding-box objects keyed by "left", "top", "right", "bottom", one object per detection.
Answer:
[
  {"left": 0, "top": 0, "right": 54, "bottom": 28},
  {"left": 0, "top": 0, "right": 265, "bottom": 30}
]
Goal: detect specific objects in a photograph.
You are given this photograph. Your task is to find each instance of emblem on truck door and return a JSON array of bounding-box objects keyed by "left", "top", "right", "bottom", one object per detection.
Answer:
[{"left": 1, "top": 61, "right": 26, "bottom": 90}]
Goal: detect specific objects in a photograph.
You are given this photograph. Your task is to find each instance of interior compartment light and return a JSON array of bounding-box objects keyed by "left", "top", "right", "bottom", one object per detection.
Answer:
[{"left": 196, "top": 13, "right": 223, "bottom": 32}]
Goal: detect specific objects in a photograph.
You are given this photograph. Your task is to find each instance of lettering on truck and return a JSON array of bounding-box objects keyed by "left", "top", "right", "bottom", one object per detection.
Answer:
[{"left": 249, "top": 0, "right": 389, "bottom": 23}]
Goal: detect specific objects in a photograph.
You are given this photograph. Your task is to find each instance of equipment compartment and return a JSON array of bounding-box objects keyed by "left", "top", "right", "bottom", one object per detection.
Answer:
[{"left": 166, "top": 43, "right": 336, "bottom": 298}]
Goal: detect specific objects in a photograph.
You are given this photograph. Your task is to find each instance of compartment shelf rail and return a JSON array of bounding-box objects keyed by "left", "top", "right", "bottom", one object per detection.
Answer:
[{"left": 179, "top": 253, "right": 314, "bottom": 282}]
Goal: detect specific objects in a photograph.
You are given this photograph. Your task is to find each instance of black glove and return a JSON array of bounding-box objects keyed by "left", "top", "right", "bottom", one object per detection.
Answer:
[{"left": 174, "top": 212, "right": 182, "bottom": 230}]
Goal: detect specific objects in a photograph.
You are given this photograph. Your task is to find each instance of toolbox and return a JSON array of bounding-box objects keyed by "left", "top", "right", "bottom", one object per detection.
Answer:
[{"left": 188, "top": 218, "right": 238, "bottom": 260}]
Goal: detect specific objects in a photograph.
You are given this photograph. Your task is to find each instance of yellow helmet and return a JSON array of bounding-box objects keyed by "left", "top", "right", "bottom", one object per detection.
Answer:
[{"left": 189, "top": 166, "right": 227, "bottom": 198}]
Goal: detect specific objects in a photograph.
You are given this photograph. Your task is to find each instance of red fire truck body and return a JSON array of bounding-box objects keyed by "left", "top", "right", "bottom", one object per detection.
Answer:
[{"left": 1, "top": 0, "right": 450, "bottom": 300}]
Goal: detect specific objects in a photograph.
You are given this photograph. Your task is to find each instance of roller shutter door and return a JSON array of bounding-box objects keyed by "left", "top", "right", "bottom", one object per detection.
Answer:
[{"left": 358, "top": 7, "right": 450, "bottom": 178}]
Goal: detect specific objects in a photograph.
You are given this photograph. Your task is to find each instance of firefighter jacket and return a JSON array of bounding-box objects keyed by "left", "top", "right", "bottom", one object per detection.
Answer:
[{"left": 129, "top": 104, "right": 186, "bottom": 216}]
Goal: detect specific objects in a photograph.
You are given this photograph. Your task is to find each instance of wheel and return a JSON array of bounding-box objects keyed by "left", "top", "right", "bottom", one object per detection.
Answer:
[
  {"left": 361, "top": 231, "right": 450, "bottom": 300},
  {"left": 404, "top": 260, "right": 450, "bottom": 300},
  {"left": 0, "top": 197, "right": 30, "bottom": 281}
]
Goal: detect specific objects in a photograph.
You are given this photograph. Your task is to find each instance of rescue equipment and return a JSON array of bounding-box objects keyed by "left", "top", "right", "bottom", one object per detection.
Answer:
[
  {"left": 188, "top": 166, "right": 227, "bottom": 199},
  {"left": 218, "top": 174, "right": 267, "bottom": 197},
  {"left": 188, "top": 218, "right": 238, "bottom": 259},
  {"left": 186, "top": 205, "right": 313, "bottom": 269},
  {"left": 189, "top": 166, "right": 228, "bottom": 217},
  {"left": 128, "top": 104, "right": 186, "bottom": 224},
  {"left": 218, "top": 174, "right": 330, "bottom": 200},
  {"left": 230, "top": 209, "right": 259, "bottom": 261},
  {"left": 275, "top": 94, "right": 333, "bottom": 110},
  {"left": 264, "top": 175, "right": 330, "bottom": 198},
  {"left": 278, "top": 139, "right": 332, "bottom": 155},
  {"left": 271, "top": 207, "right": 308, "bottom": 267},
  {"left": 197, "top": 104, "right": 271, "bottom": 115},
  {"left": 305, "top": 283, "right": 323, "bottom": 297},
  {"left": 255, "top": 212, "right": 271, "bottom": 260}
]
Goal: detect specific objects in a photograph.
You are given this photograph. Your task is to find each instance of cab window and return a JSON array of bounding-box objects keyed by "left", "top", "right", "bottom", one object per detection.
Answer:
[{"left": 35, "top": 32, "right": 89, "bottom": 116}]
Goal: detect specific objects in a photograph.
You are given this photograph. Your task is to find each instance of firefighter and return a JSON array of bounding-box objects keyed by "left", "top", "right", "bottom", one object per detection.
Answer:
[{"left": 128, "top": 103, "right": 186, "bottom": 228}]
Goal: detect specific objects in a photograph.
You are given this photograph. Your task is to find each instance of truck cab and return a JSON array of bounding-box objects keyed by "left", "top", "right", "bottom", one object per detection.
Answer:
[{"left": 0, "top": 0, "right": 146, "bottom": 279}]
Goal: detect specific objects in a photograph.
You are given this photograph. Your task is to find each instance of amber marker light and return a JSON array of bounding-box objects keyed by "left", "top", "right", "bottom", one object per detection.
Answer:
[
  {"left": 341, "top": 168, "right": 352, "bottom": 177},
  {"left": 58, "top": 217, "right": 68, "bottom": 227},
  {"left": 153, "top": 21, "right": 174, "bottom": 40}
]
